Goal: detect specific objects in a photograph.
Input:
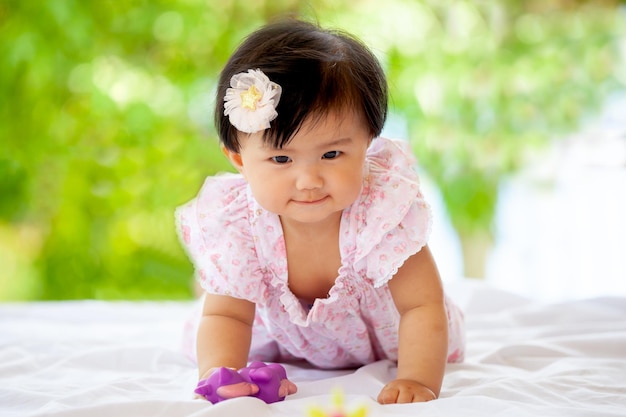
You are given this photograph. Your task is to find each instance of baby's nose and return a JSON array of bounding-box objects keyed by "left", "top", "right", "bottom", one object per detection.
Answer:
[{"left": 295, "top": 165, "right": 323, "bottom": 190}]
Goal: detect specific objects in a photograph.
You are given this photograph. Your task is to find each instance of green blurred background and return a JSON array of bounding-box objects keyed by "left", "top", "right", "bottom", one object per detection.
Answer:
[{"left": 1, "top": 0, "right": 624, "bottom": 300}]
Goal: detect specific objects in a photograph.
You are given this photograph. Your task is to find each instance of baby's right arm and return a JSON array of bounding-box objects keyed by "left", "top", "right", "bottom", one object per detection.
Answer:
[
  {"left": 195, "top": 293, "right": 298, "bottom": 402},
  {"left": 196, "top": 292, "right": 255, "bottom": 378}
]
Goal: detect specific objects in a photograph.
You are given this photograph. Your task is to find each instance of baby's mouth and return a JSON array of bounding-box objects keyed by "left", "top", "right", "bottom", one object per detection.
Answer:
[{"left": 293, "top": 196, "right": 329, "bottom": 204}]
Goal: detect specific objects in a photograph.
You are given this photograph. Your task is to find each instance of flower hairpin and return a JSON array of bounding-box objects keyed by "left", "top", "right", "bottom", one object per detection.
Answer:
[{"left": 224, "top": 69, "right": 282, "bottom": 133}]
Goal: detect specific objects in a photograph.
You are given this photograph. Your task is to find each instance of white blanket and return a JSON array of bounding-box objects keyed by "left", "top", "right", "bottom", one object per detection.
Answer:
[{"left": 2, "top": 280, "right": 625, "bottom": 417}]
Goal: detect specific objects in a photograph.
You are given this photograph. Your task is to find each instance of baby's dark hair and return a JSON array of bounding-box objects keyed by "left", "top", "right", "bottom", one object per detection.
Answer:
[{"left": 215, "top": 19, "right": 388, "bottom": 152}]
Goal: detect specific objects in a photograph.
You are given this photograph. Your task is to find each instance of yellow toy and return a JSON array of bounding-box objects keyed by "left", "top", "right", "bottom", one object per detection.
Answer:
[{"left": 307, "top": 388, "right": 368, "bottom": 417}]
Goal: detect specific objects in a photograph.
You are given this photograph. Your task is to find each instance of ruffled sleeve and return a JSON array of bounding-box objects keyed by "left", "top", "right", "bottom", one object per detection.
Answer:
[
  {"left": 175, "top": 174, "right": 265, "bottom": 303},
  {"left": 347, "top": 138, "right": 432, "bottom": 288}
]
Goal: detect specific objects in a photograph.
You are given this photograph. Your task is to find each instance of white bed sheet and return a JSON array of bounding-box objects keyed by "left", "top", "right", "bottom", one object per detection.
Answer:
[{"left": 1, "top": 280, "right": 625, "bottom": 417}]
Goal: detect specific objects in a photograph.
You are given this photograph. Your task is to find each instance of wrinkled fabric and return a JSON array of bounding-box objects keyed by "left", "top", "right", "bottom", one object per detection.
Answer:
[{"left": 3, "top": 283, "right": 625, "bottom": 417}]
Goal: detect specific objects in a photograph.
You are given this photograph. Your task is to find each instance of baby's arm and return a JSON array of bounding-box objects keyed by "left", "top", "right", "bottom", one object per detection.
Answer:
[
  {"left": 197, "top": 292, "right": 256, "bottom": 378},
  {"left": 195, "top": 293, "right": 297, "bottom": 402},
  {"left": 196, "top": 293, "right": 259, "bottom": 398},
  {"left": 378, "top": 244, "right": 449, "bottom": 404}
]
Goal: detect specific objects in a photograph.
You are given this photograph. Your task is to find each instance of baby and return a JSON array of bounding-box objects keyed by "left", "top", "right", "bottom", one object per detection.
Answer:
[{"left": 177, "top": 18, "right": 465, "bottom": 404}]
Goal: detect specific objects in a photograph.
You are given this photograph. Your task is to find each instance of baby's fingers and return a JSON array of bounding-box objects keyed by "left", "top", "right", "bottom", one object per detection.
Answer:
[
  {"left": 216, "top": 381, "right": 259, "bottom": 399},
  {"left": 279, "top": 379, "right": 298, "bottom": 397},
  {"left": 377, "top": 380, "right": 437, "bottom": 404},
  {"left": 377, "top": 385, "right": 400, "bottom": 404}
]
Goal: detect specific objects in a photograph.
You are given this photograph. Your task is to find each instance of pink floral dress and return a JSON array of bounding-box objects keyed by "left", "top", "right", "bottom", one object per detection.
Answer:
[{"left": 176, "top": 137, "right": 465, "bottom": 368}]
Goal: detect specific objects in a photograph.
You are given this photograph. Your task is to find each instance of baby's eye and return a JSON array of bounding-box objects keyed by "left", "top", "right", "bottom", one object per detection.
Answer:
[
  {"left": 271, "top": 155, "right": 291, "bottom": 164},
  {"left": 322, "top": 151, "right": 341, "bottom": 159}
]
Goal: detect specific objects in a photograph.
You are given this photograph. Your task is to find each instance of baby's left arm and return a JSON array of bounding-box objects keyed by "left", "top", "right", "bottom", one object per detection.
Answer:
[{"left": 377, "top": 244, "right": 449, "bottom": 404}]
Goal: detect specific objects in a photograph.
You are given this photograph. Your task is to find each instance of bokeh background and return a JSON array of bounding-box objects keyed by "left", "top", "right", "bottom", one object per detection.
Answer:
[{"left": 1, "top": 0, "right": 625, "bottom": 301}]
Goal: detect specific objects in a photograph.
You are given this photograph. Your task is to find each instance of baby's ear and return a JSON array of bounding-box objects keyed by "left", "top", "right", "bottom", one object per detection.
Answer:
[{"left": 221, "top": 145, "right": 245, "bottom": 176}]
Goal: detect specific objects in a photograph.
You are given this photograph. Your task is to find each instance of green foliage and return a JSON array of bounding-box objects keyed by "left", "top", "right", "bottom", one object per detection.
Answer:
[
  {"left": 327, "top": 1, "right": 624, "bottom": 276},
  {"left": 0, "top": 0, "right": 267, "bottom": 299},
  {"left": 1, "top": 0, "right": 624, "bottom": 298},
  {"left": 328, "top": 1, "right": 625, "bottom": 236}
]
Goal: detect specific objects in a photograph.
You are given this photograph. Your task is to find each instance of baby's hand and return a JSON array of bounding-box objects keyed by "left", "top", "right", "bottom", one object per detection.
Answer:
[
  {"left": 377, "top": 379, "right": 437, "bottom": 404},
  {"left": 194, "top": 362, "right": 297, "bottom": 404}
]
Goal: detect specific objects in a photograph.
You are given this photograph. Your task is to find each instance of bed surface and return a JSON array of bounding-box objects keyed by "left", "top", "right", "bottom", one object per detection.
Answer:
[{"left": 2, "top": 280, "right": 625, "bottom": 417}]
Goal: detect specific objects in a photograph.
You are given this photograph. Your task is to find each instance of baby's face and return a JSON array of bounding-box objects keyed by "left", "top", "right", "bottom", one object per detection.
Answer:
[{"left": 228, "top": 109, "right": 372, "bottom": 229}]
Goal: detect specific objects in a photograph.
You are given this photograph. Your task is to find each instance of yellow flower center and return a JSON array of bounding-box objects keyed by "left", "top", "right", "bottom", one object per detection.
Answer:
[{"left": 240, "top": 84, "right": 263, "bottom": 110}]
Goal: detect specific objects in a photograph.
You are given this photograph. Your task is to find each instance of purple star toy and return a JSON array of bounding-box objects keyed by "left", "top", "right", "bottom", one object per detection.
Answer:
[{"left": 194, "top": 361, "right": 289, "bottom": 404}]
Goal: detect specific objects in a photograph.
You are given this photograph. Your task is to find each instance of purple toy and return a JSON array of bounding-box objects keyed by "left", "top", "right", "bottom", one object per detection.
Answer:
[{"left": 194, "top": 361, "right": 288, "bottom": 404}]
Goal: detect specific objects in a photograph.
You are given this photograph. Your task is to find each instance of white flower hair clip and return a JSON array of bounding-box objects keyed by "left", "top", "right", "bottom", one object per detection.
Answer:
[{"left": 223, "top": 69, "right": 282, "bottom": 133}]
